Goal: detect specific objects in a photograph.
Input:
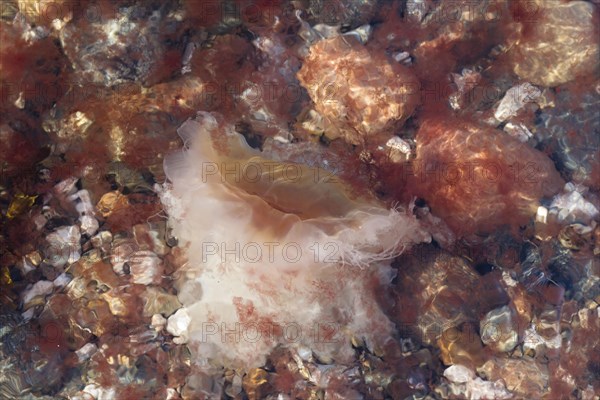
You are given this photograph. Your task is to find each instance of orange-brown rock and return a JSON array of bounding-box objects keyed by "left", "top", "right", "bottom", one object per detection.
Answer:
[
  {"left": 508, "top": 0, "right": 599, "bottom": 87},
  {"left": 410, "top": 119, "right": 564, "bottom": 236},
  {"left": 297, "top": 36, "right": 420, "bottom": 145},
  {"left": 383, "top": 246, "right": 486, "bottom": 346},
  {"left": 438, "top": 323, "right": 487, "bottom": 370}
]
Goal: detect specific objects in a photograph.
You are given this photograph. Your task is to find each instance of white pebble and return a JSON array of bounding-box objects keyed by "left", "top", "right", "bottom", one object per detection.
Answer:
[
  {"left": 22, "top": 280, "right": 54, "bottom": 305},
  {"left": 166, "top": 308, "right": 190, "bottom": 343},
  {"left": 75, "top": 343, "right": 98, "bottom": 362}
]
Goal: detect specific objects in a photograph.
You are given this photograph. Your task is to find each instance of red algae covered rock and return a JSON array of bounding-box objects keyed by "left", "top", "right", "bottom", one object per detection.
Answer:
[
  {"left": 508, "top": 0, "right": 599, "bottom": 87},
  {"left": 190, "top": 34, "right": 255, "bottom": 109},
  {"left": 0, "top": 20, "right": 67, "bottom": 111},
  {"left": 382, "top": 246, "right": 493, "bottom": 351},
  {"left": 410, "top": 119, "right": 563, "bottom": 235},
  {"left": 0, "top": 123, "right": 48, "bottom": 178},
  {"left": 297, "top": 35, "right": 420, "bottom": 145}
]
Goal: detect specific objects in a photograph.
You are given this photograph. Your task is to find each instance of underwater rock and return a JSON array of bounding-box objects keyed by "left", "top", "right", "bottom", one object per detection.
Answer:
[
  {"left": 509, "top": 1, "right": 599, "bottom": 87},
  {"left": 298, "top": 35, "right": 419, "bottom": 145},
  {"left": 411, "top": 119, "right": 564, "bottom": 235}
]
